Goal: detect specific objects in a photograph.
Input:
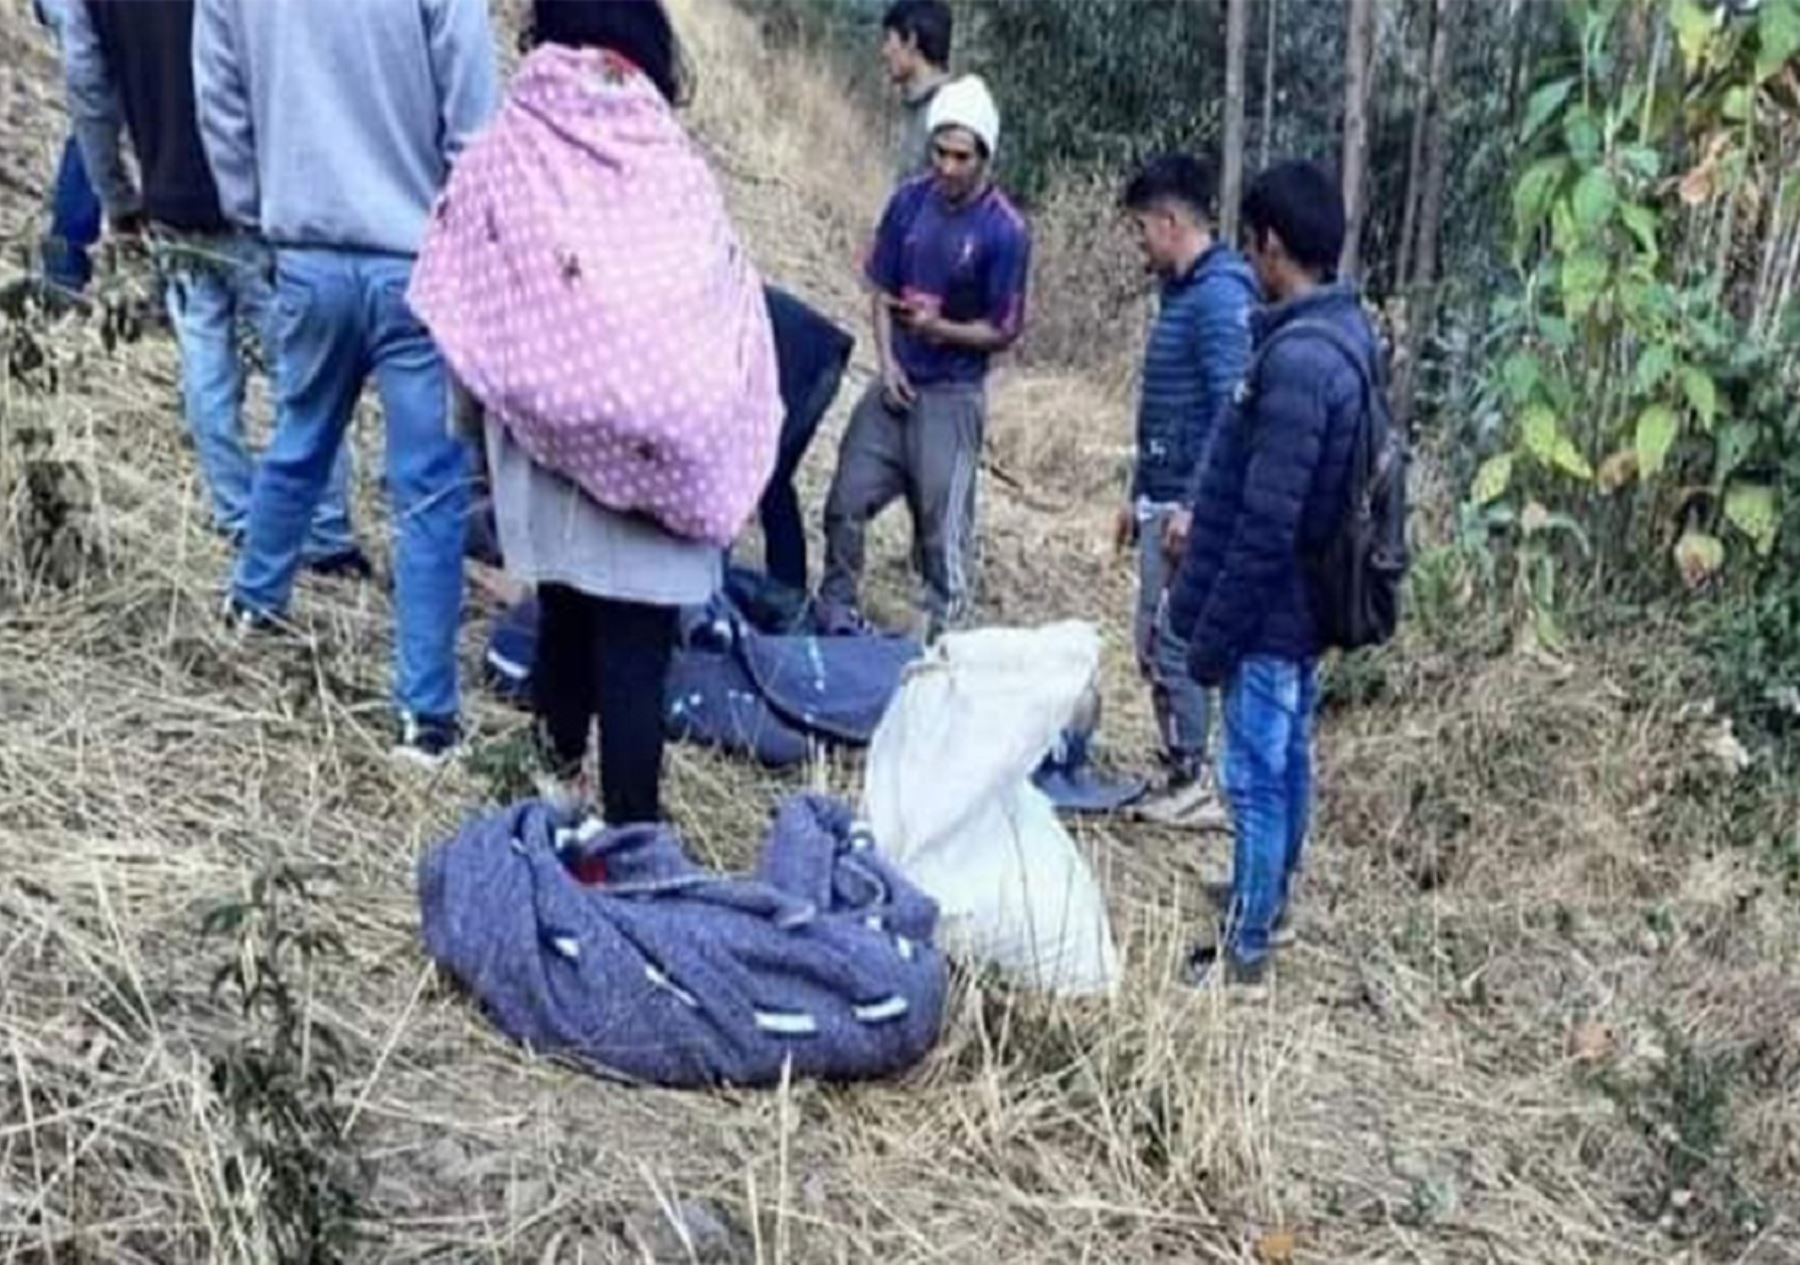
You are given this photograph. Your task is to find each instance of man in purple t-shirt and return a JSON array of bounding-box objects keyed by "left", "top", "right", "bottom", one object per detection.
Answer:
[{"left": 818, "top": 75, "right": 1030, "bottom": 640}]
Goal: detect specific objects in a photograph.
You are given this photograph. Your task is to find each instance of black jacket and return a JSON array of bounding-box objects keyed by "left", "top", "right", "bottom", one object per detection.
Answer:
[{"left": 85, "top": 0, "right": 227, "bottom": 232}]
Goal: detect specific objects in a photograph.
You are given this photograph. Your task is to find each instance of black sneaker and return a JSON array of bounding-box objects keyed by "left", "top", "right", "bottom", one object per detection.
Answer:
[
  {"left": 392, "top": 713, "right": 461, "bottom": 770},
  {"left": 220, "top": 593, "right": 280, "bottom": 635},
  {"left": 1182, "top": 943, "right": 1270, "bottom": 997},
  {"left": 307, "top": 547, "right": 374, "bottom": 582}
]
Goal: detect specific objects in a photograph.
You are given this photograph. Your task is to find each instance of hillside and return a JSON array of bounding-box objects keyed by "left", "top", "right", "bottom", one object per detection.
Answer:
[{"left": 1, "top": 0, "right": 1796, "bottom": 1262}]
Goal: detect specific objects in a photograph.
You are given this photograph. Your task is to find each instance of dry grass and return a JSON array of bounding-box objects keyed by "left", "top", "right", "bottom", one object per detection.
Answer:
[{"left": 1, "top": 0, "right": 1798, "bottom": 1260}]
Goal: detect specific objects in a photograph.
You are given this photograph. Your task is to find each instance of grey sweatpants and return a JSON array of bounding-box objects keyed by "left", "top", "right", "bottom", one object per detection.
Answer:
[
  {"left": 820, "top": 381, "right": 984, "bottom": 628},
  {"left": 1135, "top": 500, "right": 1212, "bottom": 775}
]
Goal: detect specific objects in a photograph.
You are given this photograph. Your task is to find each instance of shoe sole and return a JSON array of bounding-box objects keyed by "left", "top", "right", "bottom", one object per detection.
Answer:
[{"left": 390, "top": 745, "right": 457, "bottom": 772}]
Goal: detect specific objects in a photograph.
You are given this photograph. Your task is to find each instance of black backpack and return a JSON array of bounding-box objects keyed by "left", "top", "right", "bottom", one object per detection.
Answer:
[{"left": 1250, "top": 317, "right": 1409, "bottom": 651}]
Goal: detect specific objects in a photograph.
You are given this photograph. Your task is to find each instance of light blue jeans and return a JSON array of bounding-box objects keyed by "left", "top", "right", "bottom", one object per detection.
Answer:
[
  {"left": 233, "top": 248, "right": 468, "bottom": 723},
  {"left": 160, "top": 232, "right": 353, "bottom": 557},
  {"left": 1219, "top": 655, "right": 1319, "bottom": 966}
]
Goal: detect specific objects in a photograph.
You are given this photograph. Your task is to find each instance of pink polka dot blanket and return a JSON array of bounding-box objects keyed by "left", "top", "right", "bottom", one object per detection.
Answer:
[{"left": 410, "top": 45, "right": 781, "bottom": 546}]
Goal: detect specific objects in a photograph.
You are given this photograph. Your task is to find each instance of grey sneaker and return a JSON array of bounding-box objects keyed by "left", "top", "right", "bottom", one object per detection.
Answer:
[{"left": 1133, "top": 770, "right": 1230, "bottom": 831}]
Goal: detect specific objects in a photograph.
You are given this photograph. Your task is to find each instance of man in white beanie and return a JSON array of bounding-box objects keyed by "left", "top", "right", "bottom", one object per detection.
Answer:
[{"left": 818, "top": 73, "right": 1030, "bottom": 641}]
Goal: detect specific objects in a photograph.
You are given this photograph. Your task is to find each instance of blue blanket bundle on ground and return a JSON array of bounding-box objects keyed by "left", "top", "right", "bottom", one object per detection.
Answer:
[
  {"left": 487, "top": 584, "right": 922, "bottom": 766},
  {"left": 418, "top": 794, "right": 947, "bottom": 1087},
  {"left": 668, "top": 596, "right": 920, "bottom": 765}
]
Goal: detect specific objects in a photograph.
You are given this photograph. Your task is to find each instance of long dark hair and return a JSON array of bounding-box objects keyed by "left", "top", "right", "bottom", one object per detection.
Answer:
[{"left": 527, "top": 0, "right": 692, "bottom": 106}]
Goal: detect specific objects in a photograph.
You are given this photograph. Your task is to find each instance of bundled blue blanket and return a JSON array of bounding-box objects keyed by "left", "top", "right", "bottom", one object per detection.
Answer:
[
  {"left": 487, "top": 583, "right": 921, "bottom": 767},
  {"left": 419, "top": 794, "right": 947, "bottom": 1087}
]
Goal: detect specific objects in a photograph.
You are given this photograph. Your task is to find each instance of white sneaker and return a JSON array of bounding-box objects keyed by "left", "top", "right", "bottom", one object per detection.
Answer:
[{"left": 1133, "top": 773, "right": 1230, "bottom": 831}]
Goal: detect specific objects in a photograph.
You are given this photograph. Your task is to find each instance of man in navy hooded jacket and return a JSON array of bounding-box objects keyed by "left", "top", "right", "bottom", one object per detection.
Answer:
[
  {"left": 1167, "top": 160, "right": 1382, "bottom": 992},
  {"left": 1115, "top": 153, "right": 1257, "bottom": 831}
]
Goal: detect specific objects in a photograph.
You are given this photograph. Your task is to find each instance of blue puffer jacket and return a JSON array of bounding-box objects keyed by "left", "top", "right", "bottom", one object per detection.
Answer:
[
  {"left": 1132, "top": 244, "right": 1259, "bottom": 504},
  {"left": 1168, "top": 283, "right": 1379, "bottom": 684}
]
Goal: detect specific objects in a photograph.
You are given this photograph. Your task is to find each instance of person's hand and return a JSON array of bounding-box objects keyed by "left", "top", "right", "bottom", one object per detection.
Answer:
[
  {"left": 880, "top": 362, "right": 916, "bottom": 411},
  {"left": 893, "top": 297, "right": 944, "bottom": 343},
  {"left": 1160, "top": 507, "right": 1193, "bottom": 563},
  {"left": 1113, "top": 503, "right": 1137, "bottom": 555}
]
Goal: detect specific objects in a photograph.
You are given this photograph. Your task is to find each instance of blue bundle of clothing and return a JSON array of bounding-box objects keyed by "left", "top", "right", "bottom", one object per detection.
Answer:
[
  {"left": 486, "top": 578, "right": 922, "bottom": 768},
  {"left": 418, "top": 794, "right": 947, "bottom": 1087}
]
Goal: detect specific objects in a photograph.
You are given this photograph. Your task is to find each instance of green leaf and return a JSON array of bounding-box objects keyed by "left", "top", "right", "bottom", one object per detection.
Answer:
[
  {"left": 1563, "top": 109, "right": 1603, "bottom": 165},
  {"left": 1560, "top": 251, "right": 1611, "bottom": 317},
  {"left": 1538, "top": 316, "right": 1576, "bottom": 351},
  {"left": 1714, "top": 420, "right": 1758, "bottom": 481},
  {"left": 1633, "top": 343, "right": 1676, "bottom": 396},
  {"left": 1674, "top": 530, "right": 1725, "bottom": 587},
  {"left": 1724, "top": 482, "right": 1779, "bottom": 554},
  {"left": 1620, "top": 203, "right": 1660, "bottom": 262},
  {"left": 1520, "top": 77, "right": 1577, "bottom": 140},
  {"left": 1635, "top": 404, "right": 1679, "bottom": 477},
  {"left": 1522, "top": 402, "right": 1559, "bottom": 463},
  {"left": 1551, "top": 198, "right": 1582, "bottom": 254},
  {"left": 1758, "top": 0, "right": 1800, "bottom": 83},
  {"left": 1551, "top": 435, "right": 1594, "bottom": 481},
  {"left": 1512, "top": 157, "right": 1569, "bottom": 243},
  {"left": 1681, "top": 367, "right": 1719, "bottom": 430},
  {"left": 1502, "top": 351, "right": 1542, "bottom": 404},
  {"left": 1675, "top": 0, "right": 1721, "bottom": 73},
  {"left": 1722, "top": 85, "right": 1754, "bottom": 122},
  {"left": 1572, "top": 167, "right": 1618, "bottom": 232},
  {"left": 1472, "top": 453, "right": 1514, "bottom": 506},
  {"left": 1620, "top": 145, "right": 1663, "bottom": 181}
]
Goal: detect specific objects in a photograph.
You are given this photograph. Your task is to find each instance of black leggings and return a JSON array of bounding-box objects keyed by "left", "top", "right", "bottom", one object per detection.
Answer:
[{"left": 533, "top": 584, "right": 678, "bottom": 825}]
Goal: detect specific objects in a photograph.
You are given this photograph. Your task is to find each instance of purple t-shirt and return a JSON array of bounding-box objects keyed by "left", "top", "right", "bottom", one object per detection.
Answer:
[{"left": 865, "top": 176, "right": 1031, "bottom": 387}]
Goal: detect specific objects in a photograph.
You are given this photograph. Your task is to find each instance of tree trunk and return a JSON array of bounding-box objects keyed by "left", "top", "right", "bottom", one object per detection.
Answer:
[
  {"left": 1340, "top": 0, "right": 1377, "bottom": 279},
  {"left": 1258, "top": 0, "right": 1279, "bottom": 171},
  {"left": 1504, "top": 0, "right": 1531, "bottom": 130},
  {"left": 1394, "top": 0, "right": 1432, "bottom": 295},
  {"left": 1395, "top": 0, "right": 1457, "bottom": 434},
  {"left": 1219, "top": 0, "right": 1250, "bottom": 243}
]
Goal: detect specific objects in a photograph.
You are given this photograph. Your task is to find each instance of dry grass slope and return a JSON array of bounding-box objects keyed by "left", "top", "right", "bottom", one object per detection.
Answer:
[{"left": 1, "top": 0, "right": 1797, "bottom": 1261}]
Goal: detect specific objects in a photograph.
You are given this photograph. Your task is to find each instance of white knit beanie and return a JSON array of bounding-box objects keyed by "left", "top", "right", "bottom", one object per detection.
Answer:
[{"left": 925, "top": 75, "right": 1000, "bottom": 158}]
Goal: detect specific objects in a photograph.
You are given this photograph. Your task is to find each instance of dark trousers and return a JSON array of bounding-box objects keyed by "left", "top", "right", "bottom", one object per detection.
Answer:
[
  {"left": 758, "top": 480, "right": 806, "bottom": 591},
  {"left": 534, "top": 584, "right": 678, "bottom": 825}
]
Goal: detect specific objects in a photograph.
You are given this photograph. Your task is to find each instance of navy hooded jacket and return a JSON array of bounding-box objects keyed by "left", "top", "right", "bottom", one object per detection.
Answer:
[
  {"left": 1133, "top": 244, "right": 1259, "bottom": 503},
  {"left": 1167, "top": 283, "right": 1380, "bottom": 684}
]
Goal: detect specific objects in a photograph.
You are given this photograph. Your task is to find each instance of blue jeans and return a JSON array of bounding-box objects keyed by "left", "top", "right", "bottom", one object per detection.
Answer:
[
  {"left": 1219, "top": 655, "right": 1319, "bottom": 966},
  {"left": 234, "top": 248, "right": 468, "bottom": 722},
  {"left": 160, "top": 233, "right": 353, "bottom": 557},
  {"left": 42, "top": 135, "right": 100, "bottom": 291},
  {"left": 1136, "top": 503, "right": 1210, "bottom": 773}
]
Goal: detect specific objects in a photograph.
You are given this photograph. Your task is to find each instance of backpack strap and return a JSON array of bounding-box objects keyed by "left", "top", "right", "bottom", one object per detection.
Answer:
[{"left": 1253, "top": 316, "right": 1384, "bottom": 402}]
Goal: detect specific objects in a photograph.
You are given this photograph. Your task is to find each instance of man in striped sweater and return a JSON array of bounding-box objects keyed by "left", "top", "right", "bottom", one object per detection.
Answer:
[{"left": 1116, "top": 154, "right": 1259, "bottom": 829}]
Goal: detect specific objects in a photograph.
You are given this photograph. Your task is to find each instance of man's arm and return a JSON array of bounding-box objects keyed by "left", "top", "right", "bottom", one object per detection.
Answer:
[
  {"left": 871, "top": 288, "right": 915, "bottom": 407},
  {"left": 863, "top": 186, "right": 919, "bottom": 407},
  {"left": 60, "top": 0, "right": 141, "bottom": 227},
  {"left": 1186, "top": 276, "right": 1254, "bottom": 497},
  {"left": 1185, "top": 352, "right": 1331, "bottom": 684},
  {"left": 423, "top": 0, "right": 500, "bottom": 164},
  {"left": 903, "top": 313, "right": 1012, "bottom": 352},
  {"left": 192, "top": 0, "right": 259, "bottom": 231}
]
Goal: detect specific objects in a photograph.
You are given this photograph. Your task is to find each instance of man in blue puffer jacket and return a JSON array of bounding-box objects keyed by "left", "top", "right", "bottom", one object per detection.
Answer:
[
  {"left": 1166, "top": 160, "right": 1381, "bottom": 992},
  {"left": 1115, "top": 154, "right": 1257, "bottom": 830}
]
